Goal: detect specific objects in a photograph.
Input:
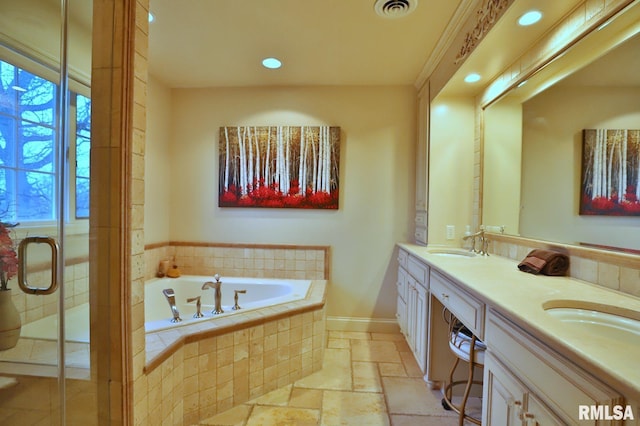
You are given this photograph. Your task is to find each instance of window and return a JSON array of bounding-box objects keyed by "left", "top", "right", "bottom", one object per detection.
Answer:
[
  {"left": 74, "top": 93, "right": 91, "bottom": 219},
  {"left": 0, "top": 56, "right": 90, "bottom": 223}
]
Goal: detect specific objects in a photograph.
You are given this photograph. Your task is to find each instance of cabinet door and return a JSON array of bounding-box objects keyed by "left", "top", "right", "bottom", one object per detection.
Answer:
[
  {"left": 396, "top": 267, "right": 409, "bottom": 335},
  {"left": 413, "top": 283, "right": 428, "bottom": 372},
  {"left": 406, "top": 276, "right": 418, "bottom": 352},
  {"left": 522, "top": 394, "right": 565, "bottom": 426},
  {"left": 483, "top": 353, "right": 526, "bottom": 426},
  {"left": 397, "top": 265, "right": 408, "bottom": 302},
  {"left": 396, "top": 294, "right": 407, "bottom": 336}
]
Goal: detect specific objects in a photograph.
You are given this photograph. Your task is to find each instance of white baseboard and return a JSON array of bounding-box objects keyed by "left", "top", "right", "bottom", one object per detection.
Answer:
[{"left": 326, "top": 316, "right": 400, "bottom": 333}]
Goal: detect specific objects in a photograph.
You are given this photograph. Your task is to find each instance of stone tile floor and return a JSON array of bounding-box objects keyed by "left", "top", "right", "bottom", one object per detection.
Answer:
[{"left": 195, "top": 330, "right": 473, "bottom": 425}]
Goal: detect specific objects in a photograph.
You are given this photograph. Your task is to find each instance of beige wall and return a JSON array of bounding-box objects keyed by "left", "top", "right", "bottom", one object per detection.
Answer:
[
  {"left": 521, "top": 85, "right": 640, "bottom": 250},
  {"left": 428, "top": 96, "right": 476, "bottom": 246},
  {"left": 144, "top": 84, "right": 416, "bottom": 322}
]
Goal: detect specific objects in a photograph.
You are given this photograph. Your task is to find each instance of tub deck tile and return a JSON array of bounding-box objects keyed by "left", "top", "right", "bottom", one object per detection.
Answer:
[{"left": 144, "top": 280, "right": 326, "bottom": 372}]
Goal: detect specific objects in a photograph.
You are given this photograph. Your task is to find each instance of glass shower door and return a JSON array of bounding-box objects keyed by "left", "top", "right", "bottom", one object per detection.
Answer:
[{"left": 0, "top": 0, "right": 99, "bottom": 423}]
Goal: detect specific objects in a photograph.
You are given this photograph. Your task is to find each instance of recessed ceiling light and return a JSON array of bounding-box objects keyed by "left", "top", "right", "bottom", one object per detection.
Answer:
[
  {"left": 148, "top": 12, "right": 155, "bottom": 23},
  {"left": 11, "top": 85, "right": 26, "bottom": 92},
  {"left": 464, "top": 73, "right": 481, "bottom": 83},
  {"left": 518, "top": 10, "right": 542, "bottom": 26},
  {"left": 262, "top": 57, "right": 282, "bottom": 69}
]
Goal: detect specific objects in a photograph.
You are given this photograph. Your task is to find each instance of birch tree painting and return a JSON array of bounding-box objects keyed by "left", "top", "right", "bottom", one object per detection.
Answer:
[
  {"left": 219, "top": 126, "right": 340, "bottom": 209},
  {"left": 580, "top": 129, "right": 640, "bottom": 215}
]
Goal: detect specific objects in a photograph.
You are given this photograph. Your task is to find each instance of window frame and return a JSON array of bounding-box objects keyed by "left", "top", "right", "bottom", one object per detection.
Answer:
[{"left": 0, "top": 44, "right": 90, "bottom": 234}]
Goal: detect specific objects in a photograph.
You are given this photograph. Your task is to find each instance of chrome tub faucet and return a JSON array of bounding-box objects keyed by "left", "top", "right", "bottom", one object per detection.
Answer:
[
  {"left": 232, "top": 289, "right": 247, "bottom": 310},
  {"left": 162, "top": 288, "right": 182, "bottom": 323},
  {"left": 202, "top": 274, "right": 224, "bottom": 314},
  {"left": 186, "top": 295, "right": 204, "bottom": 318}
]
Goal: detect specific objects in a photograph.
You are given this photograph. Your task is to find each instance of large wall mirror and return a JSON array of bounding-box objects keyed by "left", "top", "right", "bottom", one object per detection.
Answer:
[{"left": 482, "top": 1, "right": 640, "bottom": 253}]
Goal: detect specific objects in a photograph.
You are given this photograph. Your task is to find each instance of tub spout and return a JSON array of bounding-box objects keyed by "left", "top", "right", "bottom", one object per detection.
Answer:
[
  {"left": 162, "top": 288, "right": 182, "bottom": 323},
  {"left": 202, "top": 274, "right": 224, "bottom": 314}
]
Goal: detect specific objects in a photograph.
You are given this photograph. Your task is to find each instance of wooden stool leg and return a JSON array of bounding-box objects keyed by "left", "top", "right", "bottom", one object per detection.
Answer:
[
  {"left": 459, "top": 341, "right": 476, "bottom": 425},
  {"left": 445, "top": 357, "right": 460, "bottom": 404}
]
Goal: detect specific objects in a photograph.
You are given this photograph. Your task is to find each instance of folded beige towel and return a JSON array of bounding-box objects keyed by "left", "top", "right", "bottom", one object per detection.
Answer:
[{"left": 518, "top": 249, "right": 569, "bottom": 276}]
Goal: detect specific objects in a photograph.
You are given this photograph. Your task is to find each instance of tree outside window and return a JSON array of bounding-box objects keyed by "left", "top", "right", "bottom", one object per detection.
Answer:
[{"left": 0, "top": 58, "right": 90, "bottom": 223}]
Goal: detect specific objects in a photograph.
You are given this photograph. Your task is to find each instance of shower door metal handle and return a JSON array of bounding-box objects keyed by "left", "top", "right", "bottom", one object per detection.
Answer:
[{"left": 17, "top": 236, "right": 60, "bottom": 295}]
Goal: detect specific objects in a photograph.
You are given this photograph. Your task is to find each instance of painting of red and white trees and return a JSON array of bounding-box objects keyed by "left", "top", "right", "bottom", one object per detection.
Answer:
[
  {"left": 219, "top": 126, "right": 340, "bottom": 209},
  {"left": 580, "top": 129, "right": 640, "bottom": 216}
]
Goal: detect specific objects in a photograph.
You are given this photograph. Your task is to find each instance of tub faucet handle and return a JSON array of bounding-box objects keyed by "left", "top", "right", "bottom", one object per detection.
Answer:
[
  {"left": 162, "top": 288, "right": 182, "bottom": 323},
  {"left": 186, "top": 296, "right": 204, "bottom": 318},
  {"left": 232, "top": 290, "right": 247, "bottom": 310}
]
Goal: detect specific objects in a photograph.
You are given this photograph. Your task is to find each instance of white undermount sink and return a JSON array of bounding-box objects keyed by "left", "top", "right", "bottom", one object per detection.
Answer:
[
  {"left": 426, "top": 248, "right": 476, "bottom": 258},
  {"left": 543, "top": 301, "right": 640, "bottom": 341}
]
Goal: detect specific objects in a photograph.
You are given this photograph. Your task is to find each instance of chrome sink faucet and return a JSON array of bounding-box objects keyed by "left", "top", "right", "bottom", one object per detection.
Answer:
[
  {"left": 462, "top": 228, "right": 490, "bottom": 256},
  {"left": 202, "top": 274, "right": 224, "bottom": 314}
]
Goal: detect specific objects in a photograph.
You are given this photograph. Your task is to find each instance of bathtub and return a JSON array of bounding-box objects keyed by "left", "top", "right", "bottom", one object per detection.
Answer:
[{"left": 144, "top": 275, "right": 312, "bottom": 332}]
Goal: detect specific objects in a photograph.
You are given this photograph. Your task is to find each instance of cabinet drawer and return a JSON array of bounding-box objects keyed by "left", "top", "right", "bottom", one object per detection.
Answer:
[
  {"left": 430, "top": 270, "right": 484, "bottom": 338},
  {"left": 407, "top": 256, "right": 428, "bottom": 285},
  {"left": 486, "top": 310, "right": 622, "bottom": 424},
  {"left": 398, "top": 248, "right": 409, "bottom": 269}
]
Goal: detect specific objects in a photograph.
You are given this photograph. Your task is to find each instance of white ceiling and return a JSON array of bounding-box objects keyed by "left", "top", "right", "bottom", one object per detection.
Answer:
[
  {"left": 148, "top": 0, "right": 466, "bottom": 88},
  {"left": 147, "top": 0, "right": 590, "bottom": 94}
]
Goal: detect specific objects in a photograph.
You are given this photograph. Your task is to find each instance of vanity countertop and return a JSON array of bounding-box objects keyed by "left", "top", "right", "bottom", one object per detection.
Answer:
[{"left": 398, "top": 243, "right": 640, "bottom": 402}]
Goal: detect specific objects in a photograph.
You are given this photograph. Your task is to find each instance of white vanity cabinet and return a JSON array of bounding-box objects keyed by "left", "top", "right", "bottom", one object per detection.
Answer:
[
  {"left": 397, "top": 248, "right": 429, "bottom": 372},
  {"left": 430, "top": 269, "right": 485, "bottom": 338},
  {"left": 484, "top": 352, "right": 565, "bottom": 425},
  {"left": 483, "top": 310, "right": 623, "bottom": 426}
]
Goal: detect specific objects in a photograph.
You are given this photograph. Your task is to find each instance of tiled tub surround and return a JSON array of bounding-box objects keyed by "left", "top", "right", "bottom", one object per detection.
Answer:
[
  {"left": 144, "top": 242, "right": 329, "bottom": 281},
  {"left": 142, "top": 280, "right": 326, "bottom": 425},
  {"left": 132, "top": 243, "right": 330, "bottom": 424}
]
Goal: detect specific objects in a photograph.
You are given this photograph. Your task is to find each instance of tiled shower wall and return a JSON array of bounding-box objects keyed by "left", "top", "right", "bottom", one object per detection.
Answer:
[
  {"left": 11, "top": 259, "right": 89, "bottom": 326},
  {"left": 144, "top": 243, "right": 329, "bottom": 281}
]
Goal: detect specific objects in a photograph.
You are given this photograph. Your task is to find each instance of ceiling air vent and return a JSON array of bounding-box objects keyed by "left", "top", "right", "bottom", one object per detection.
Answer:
[{"left": 374, "top": 0, "right": 418, "bottom": 18}]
